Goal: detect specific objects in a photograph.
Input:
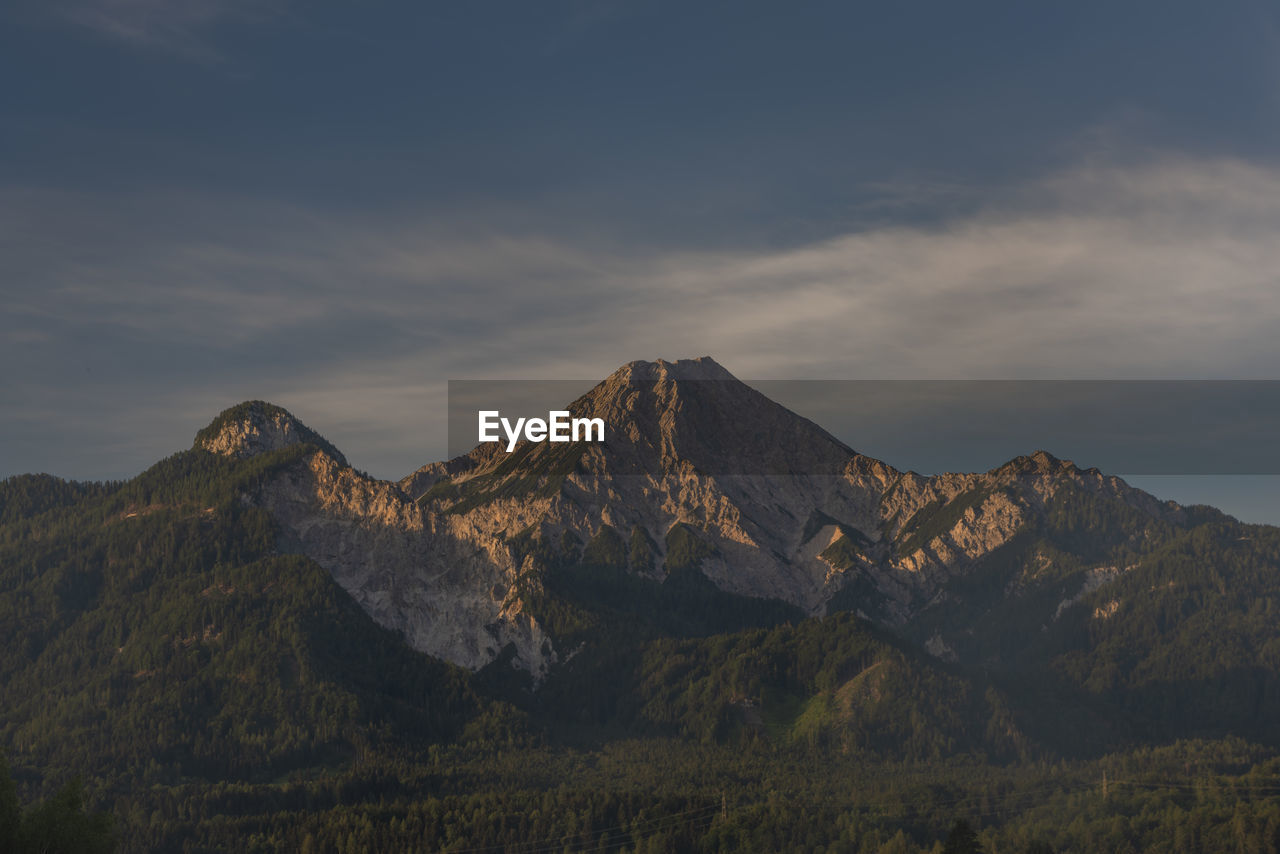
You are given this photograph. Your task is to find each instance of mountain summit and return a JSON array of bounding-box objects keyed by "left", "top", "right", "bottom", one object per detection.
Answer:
[
  {"left": 401, "top": 356, "right": 855, "bottom": 492},
  {"left": 195, "top": 400, "right": 347, "bottom": 466},
  {"left": 560, "top": 356, "right": 855, "bottom": 477}
]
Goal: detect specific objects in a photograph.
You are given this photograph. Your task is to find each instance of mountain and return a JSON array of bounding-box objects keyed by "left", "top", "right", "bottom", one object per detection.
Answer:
[
  {"left": 186, "top": 357, "right": 1280, "bottom": 744},
  {"left": 7, "top": 356, "right": 1280, "bottom": 851},
  {"left": 192, "top": 366, "right": 1184, "bottom": 623}
]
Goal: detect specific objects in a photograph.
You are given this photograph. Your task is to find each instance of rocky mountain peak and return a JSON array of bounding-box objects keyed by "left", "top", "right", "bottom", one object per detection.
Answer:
[
  {"left": 613, "top": 356, "right": 737, "bottom": 383},
  {"left": 993, "top": 449, "right": 1082, "bottom": 479},
  {"left": 194, "top": 400, "right": 348, "bottom": 466},
  {"left": 563, "top": 356, "right": 854, "bottom": 476}
]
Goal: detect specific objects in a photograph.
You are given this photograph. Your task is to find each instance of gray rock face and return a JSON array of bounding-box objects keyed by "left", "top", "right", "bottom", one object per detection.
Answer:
[
  {"left": 253, "top": 451, "right": 553, "bottom": 677},
  {"left": 200, "top": 358, "right": 1189, "bottom": 677}
]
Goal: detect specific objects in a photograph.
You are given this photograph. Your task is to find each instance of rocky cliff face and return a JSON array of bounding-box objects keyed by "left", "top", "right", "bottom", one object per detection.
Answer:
[
  {"left": 197, "top": 359, "right": 1194, "bottom": 677},
  {"left": 256, "top": 451, "right": 553, "bottom": 677},
  {"left": 197, "top": 402, "right": 554, "bottom": 679}
]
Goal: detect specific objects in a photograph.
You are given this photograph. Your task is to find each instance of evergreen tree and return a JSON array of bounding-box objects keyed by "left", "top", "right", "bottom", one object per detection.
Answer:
[{"left": 943, "top": 819, "right": 983, "bottom": 854}]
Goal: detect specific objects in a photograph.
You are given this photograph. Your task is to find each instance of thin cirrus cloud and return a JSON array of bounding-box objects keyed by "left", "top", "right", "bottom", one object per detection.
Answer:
[
  {"left": 51, "top": 0, "right": 281, "bottom": 59},
  {"left": 4, "top": 153, "right": 1280, "bottom": 482}
]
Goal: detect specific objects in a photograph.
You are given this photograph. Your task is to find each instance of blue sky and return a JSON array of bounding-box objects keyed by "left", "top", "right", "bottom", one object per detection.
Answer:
[{"left": 4, "top": 1, "right": 1280, "bottom": 520}]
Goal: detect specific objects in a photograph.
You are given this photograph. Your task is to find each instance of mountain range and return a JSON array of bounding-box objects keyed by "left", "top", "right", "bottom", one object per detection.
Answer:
[{"left": 5, "top": 356, "right": 1280, "bottom": 852}]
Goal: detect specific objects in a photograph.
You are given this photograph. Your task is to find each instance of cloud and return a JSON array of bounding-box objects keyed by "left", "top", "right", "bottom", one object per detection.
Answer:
[
  {"left": 5, "top": 154, "right": 1280, "bottom": 479},
  {"left": 53, "top": 0, "right": 281, "bottom": 59}
]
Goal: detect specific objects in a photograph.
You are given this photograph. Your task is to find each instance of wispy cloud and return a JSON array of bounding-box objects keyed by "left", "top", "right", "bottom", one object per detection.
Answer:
[
  {"left": 53, "top": 0, "right": 281, "bottom": 60},
  {"left": 6, "top": 154, "right": 1280, "bottom": 479}
]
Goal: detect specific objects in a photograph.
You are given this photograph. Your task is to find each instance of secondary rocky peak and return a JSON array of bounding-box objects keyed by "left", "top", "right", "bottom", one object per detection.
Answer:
[
  {"left": 996, "top": 449, "right": 1078, "bottom": 477},
  {"left": 195, "top": 400, "right": 348, "bottom": 466}
]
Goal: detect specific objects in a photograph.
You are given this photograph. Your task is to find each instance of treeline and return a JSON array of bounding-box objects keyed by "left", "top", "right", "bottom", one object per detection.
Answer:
[{"left": 33, "top": 736, "right": 1280, "bottom": 852}]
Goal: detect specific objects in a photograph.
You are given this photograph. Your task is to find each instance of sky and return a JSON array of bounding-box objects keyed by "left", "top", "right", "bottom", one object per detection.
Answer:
[{"left": 4, "top": 1, "right": 1280, "bottom": 520}]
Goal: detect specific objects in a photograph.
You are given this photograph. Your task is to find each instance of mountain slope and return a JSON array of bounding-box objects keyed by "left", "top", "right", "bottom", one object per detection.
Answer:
[{"left": 0, "top": 445, "right": 498, "bottom": 799}]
